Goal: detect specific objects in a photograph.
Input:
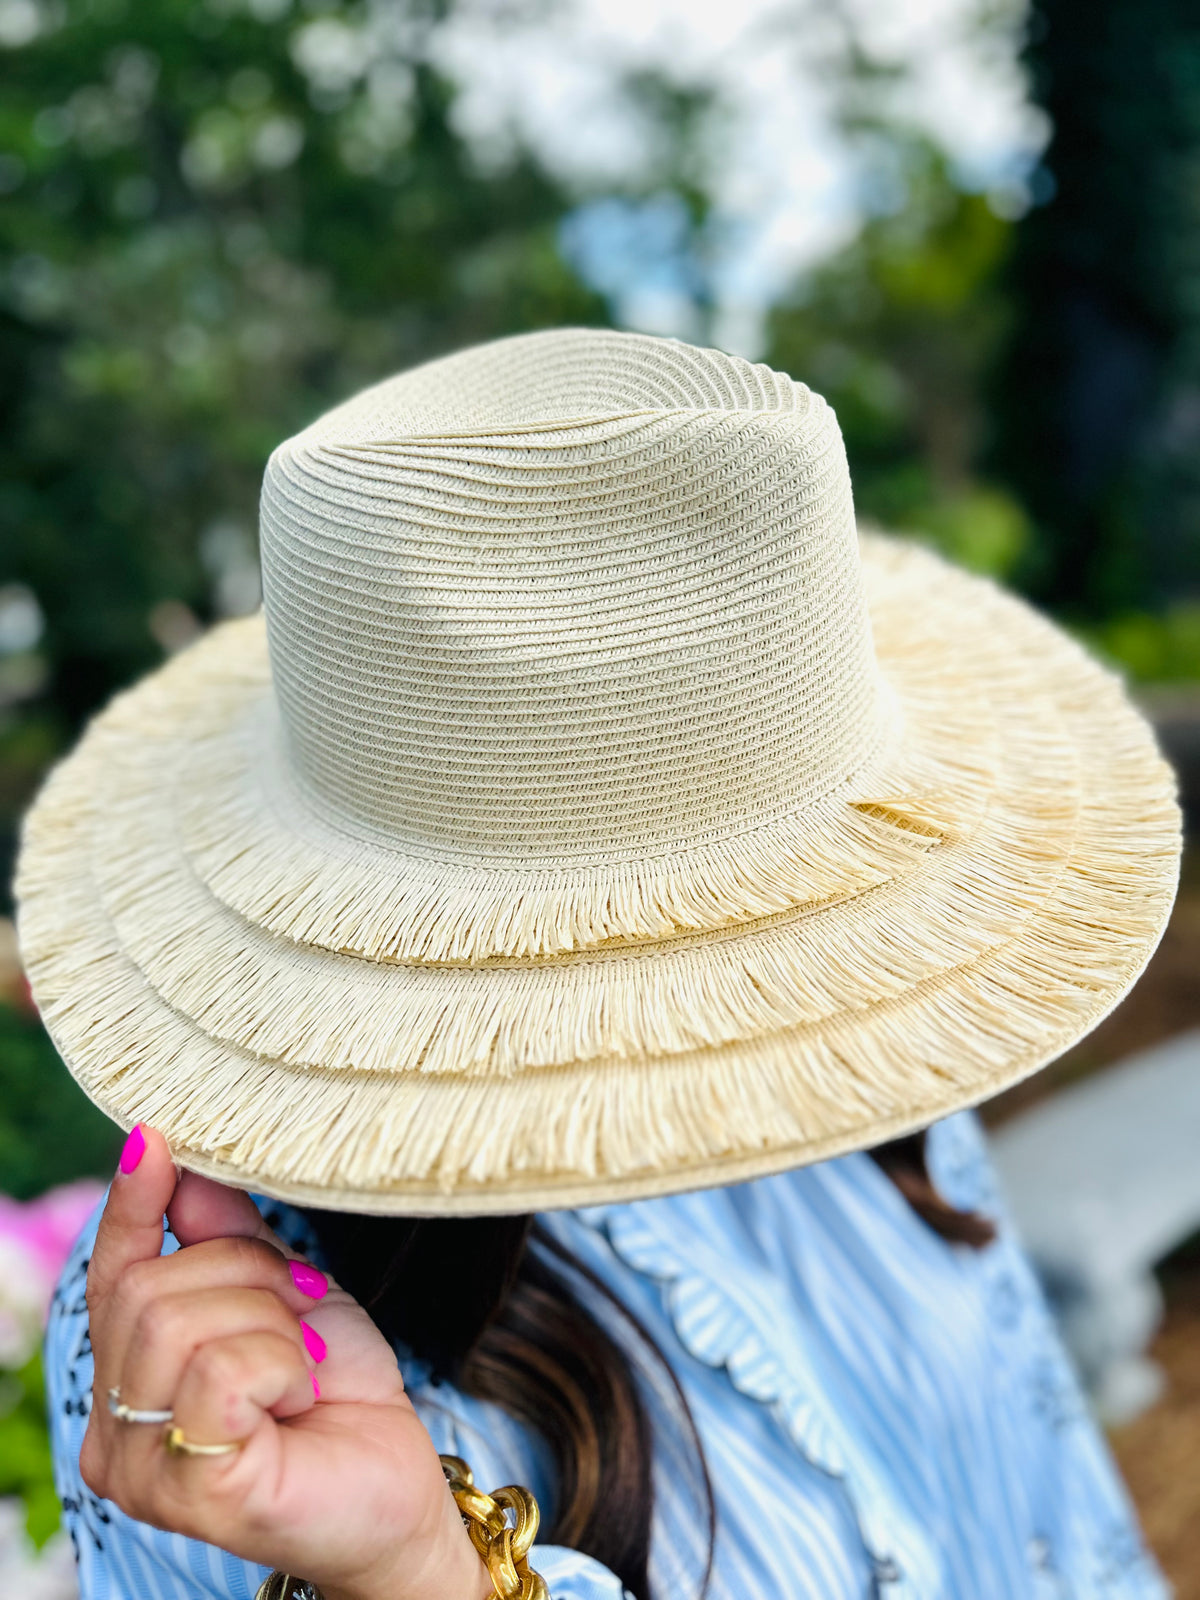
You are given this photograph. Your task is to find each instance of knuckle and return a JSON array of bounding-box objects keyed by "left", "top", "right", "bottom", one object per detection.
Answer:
[
  {"left": 83, "top": 1268, "right": 103, "bottom": 1316},
  {"left": 195, "top": 1232, "right": 279, "bottom": 1284},
  {"left": 137, "top": 1294, "right": 189, "bottom": 1352},
  {"left": 110, "top": 1258, "right": 160, "bottom": 1323},
  {"left": 261, "top": 1292, "right": 298, "bottom": 1336},
  {"left": 78, "top": 1432, "right": 108, "bottom": 1498},
  {"left": 228, "top": 1235, "right": 282, "bottom": 1278},
  {"left": 192, "top": 1341, "right": 250, "bottom": 1394}
]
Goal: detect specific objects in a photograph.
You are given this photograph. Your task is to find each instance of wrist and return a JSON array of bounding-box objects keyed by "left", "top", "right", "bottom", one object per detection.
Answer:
[{"left": 322, "top": 1488, "right": 492, "bottom": 1600}]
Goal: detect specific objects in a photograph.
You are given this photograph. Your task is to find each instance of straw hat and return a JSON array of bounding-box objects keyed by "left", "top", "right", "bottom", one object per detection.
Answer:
[{"left": 15, "top": 329, "right": 1181, "bottom": 1214}]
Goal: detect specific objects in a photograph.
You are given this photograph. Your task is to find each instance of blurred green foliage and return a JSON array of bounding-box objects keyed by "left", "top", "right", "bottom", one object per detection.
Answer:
[
  {"left": 1085, "top": 603, "right": 1200, "bottom": 684},
  {"left": 0, "top": 0, "right": 606, "bottom": 898},
  {"left": 766, "top": 143, "right": 1033, "bottom": 581},
  {"left": 0, "top": 1003, "right": 121, "bottom": 1196},
  {"left": 993, "top": 0, "right": 1200, "bottom": 617},
  {"left": 0, "top": 1352, "right": 60, "bottom": 1546}
]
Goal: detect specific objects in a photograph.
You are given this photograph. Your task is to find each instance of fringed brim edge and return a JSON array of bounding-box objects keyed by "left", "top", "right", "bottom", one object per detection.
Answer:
[{"left": 14, "top": 537, "right": 1182, "bottom": 1212}]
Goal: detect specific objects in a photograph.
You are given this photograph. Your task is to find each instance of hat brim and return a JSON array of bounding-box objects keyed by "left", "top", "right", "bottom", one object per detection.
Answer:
[{"left": 15, "top": 536, "right": 1180, "bottom": 1213}]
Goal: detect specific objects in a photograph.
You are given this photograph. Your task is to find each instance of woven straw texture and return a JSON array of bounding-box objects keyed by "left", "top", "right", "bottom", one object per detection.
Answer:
[{"left": 15, "top": 328, "right": 1181, "bottom": 1214}]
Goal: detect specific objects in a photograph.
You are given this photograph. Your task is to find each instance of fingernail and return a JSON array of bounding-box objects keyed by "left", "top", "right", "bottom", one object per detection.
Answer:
[
  {"left": 119, "top": 1125, "right": 146, "bottom": 1176},
  {"left": 289, "top": 1261, "right": 328, "bottom": 1300},
  {"left": 311, "top": 1373, "right": 320, "bottom": 1399},
  {"left": 300, "top": 1321, "right": 326, "bottom": 1363}
]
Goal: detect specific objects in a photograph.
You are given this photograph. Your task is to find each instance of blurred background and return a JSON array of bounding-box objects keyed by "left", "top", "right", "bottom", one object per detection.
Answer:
[{"left": 1, "top": 0, "right": 1199, "bottom": 1591}]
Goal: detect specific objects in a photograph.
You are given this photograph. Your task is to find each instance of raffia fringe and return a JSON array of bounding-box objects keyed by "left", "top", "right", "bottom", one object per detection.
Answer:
[
  {"left": 15, "top": 764, "right": 1176, "bottom": 1210},
  {"left": 77, "top": 642, "right": 1072, "bottom": 1077},
  {"left": 158, "top": 622, "right": 971, "bottom": 965},
  {"left": 14, "top": 540, "right": 1179, "bottom": 1209}
]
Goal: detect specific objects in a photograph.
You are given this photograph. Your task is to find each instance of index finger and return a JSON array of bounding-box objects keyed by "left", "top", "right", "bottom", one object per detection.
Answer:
[{"left": 86, "top": 1125, "right": 178, "bottom": 1315}]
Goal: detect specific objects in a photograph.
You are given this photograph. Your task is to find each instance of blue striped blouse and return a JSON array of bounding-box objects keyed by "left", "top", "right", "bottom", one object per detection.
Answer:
[{"left": 46, "top": 1112, "right": 1166, "bottom": 1599}]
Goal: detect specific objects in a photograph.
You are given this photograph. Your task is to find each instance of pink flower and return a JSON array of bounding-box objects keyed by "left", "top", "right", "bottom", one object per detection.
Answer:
[
  {"left": 0, "top": 1182, "right": 103, "bottom": 1284},
  {"left": 0, "top": 1182, "right": 104, "bottom": 1369}
]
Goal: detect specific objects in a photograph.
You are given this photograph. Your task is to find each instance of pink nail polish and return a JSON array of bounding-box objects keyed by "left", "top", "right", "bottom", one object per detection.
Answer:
[
  {"left": 119, "top": 1125, "right": 146, "bottom": 1175},
  {"left": 311, "top": 1373, "right": 321, "bottom": 1399},
  {"left": 289, "top": 1261, "right": 328, "bottom": 1300},
  {"left": 300, "top": 1321, "right": 326, "bottom": 1363}
]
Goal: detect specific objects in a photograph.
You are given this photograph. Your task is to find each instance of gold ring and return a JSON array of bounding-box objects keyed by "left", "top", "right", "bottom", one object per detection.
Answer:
[{"left": 162, "top": 1423, "right": 245, "bottom": 1458}]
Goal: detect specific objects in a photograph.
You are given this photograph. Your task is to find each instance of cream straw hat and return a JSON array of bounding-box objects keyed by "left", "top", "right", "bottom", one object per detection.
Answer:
[{"left": 15, "top": 328, "right": 1181, "bottom": 1214}]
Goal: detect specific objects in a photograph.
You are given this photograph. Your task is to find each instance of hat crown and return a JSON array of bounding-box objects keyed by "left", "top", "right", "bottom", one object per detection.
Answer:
[{"left": 259, "top": 328, "right": 886, "bottom": 863}]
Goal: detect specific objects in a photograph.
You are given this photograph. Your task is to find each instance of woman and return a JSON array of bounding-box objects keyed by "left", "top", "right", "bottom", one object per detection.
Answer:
[{"left": 22, "top": 329, "right": 1180, "bottom": 1599}]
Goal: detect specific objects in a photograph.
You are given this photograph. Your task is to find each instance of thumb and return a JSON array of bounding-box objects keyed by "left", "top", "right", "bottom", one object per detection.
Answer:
[{"left": 87, "top": 1125, "right": 177, "bottom": 1308}]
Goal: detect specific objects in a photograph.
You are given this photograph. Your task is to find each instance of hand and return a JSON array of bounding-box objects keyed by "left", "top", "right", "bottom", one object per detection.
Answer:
[{"left": 80, "top": 1126, "right": 493, "bottom": 1600}]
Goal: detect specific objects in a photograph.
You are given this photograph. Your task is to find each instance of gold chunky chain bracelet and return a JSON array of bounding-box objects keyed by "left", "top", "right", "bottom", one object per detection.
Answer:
[
  {"left": 253, "top": 1455, "right": 547, "bottom": 1600},
  {"left": 439, "top": 1455, "right": 548, "bottom": 1600}
]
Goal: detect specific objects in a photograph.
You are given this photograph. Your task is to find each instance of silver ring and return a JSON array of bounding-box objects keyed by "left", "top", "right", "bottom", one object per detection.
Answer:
[{"left": 108, "top": 1387, "right": 174, "bottom": 1426}]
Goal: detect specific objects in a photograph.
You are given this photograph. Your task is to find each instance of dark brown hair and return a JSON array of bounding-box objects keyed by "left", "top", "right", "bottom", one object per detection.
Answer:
[{"left": 303, "top": 1130, "right": 993, "bottom": 1600}]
